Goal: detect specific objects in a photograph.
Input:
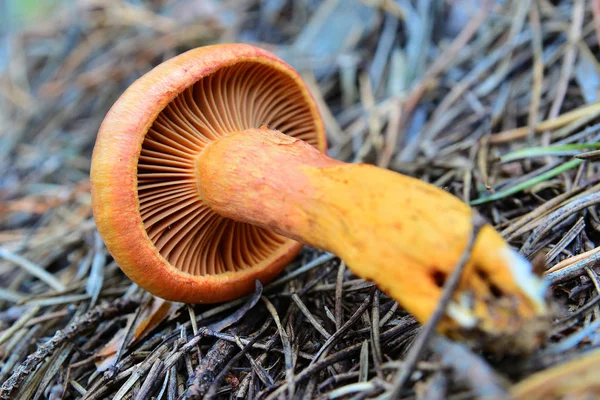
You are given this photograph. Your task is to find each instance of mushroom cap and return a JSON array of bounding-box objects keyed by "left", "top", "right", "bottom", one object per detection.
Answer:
[{"left": 91, "top": 44, "right": 327, "bottom": 303}]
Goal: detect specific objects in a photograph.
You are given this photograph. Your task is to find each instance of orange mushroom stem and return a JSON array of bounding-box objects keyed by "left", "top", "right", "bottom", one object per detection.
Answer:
[
  {"left": 197, "top": 127, "right": 547, "bottom": 334},
  {"left": 91, "top": 43, "right": 548, "bottom": 338}
]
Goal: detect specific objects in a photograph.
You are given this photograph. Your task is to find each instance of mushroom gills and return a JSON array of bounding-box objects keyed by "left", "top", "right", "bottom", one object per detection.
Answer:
[{"left": 137, "top": 62, "right": 318, "bottom": 276}]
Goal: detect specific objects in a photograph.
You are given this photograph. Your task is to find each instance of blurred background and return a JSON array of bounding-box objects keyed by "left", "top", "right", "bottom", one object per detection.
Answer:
[
  {"left": 0, "top": 0, "right": 499, "bottom": 187},
  {"left": 2, "top": 0, "right": 596, "bottom": 195}
]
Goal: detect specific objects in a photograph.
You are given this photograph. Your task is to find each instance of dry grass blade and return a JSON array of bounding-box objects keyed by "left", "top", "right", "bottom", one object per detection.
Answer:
[
  {"left": 490, "top": 102, "right": 600, "bottom": 143},
  {"left": 261, "top": 296, "right": 295, "bottom": 399},
  {"left": 0, "top": 248, "right": 65, "bottom": 292}
]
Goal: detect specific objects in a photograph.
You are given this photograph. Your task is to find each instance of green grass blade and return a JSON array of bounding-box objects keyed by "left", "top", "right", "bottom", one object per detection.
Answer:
[
  {"left": 470, "top": 158, "right": 583, "bottom": 205},
  {"left": 499, "top": 143, "right": 600, "bottom": 163}
]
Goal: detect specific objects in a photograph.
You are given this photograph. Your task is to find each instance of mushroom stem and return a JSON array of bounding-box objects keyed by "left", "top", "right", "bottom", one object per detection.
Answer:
[
  {"left": 196, "top": 127, "right": 343, "bottom": 250},
  {"left": 197, "top": 128, "right": 546, "bottom": 331}
]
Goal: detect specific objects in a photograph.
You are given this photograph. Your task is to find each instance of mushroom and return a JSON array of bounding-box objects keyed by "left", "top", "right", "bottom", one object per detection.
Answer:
[{"left": 91, "top": 44, "right": 547, "bottom": 336}]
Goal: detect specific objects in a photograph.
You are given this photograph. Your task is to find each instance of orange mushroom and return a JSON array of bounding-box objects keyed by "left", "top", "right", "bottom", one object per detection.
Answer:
[{"left": 91, "top": 44, "right": 547, "bottom": 336}]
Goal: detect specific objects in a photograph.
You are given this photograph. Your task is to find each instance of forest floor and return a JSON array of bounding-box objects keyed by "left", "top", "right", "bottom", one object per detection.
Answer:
[{"left": 1, "top": 1, "right": 600, "bottom": 399}]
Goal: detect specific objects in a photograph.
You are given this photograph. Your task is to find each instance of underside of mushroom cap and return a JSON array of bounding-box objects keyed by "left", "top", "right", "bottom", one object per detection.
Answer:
[{"left": 91, "top": 44, "right": 327, "bottom": 303}]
